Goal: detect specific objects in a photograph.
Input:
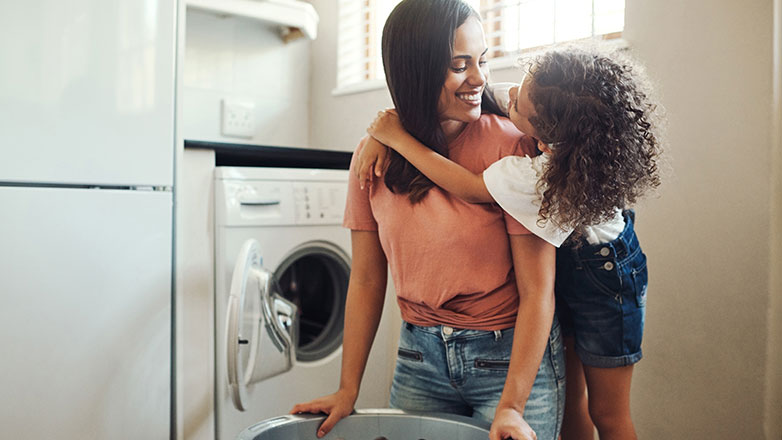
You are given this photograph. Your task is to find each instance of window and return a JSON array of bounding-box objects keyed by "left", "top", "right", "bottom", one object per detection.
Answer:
[
  {"left": 336, "top": 0, "right": 624, "bottom": 93},
  {"left": 482, "top": 0, "right": 624, "bottom": 59}
]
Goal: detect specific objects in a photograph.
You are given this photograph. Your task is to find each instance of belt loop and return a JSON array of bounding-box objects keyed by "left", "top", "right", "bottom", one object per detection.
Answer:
[
  {"left": 494, "top": 330, "right": 502, "bottom": 341},
  {"left": 405, "top": 322, "right": 414, "bottom": 332}
]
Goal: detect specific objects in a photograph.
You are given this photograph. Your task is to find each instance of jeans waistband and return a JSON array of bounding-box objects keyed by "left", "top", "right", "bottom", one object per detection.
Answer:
[{"left": 403, "top": 321, "right": 508, "bottom": 341}]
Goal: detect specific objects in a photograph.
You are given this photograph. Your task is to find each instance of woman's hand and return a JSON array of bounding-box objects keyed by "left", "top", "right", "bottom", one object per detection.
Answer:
[
  {"left": 290, "top": 388, "right": 357, "bottom": 438},
  {"left": 356, "top": 136, "right": 390, "bottom": 190},
  {"left": 489, "top": 406, "right": 537, "bottom": 440}
]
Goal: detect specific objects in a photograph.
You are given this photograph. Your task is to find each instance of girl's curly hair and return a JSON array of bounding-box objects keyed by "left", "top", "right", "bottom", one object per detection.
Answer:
[{"left": 524, "top": 46, "right": 662, "bottom": 234}]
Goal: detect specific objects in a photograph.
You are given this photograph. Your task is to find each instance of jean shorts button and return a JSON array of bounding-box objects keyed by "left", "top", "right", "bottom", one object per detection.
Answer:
[
  {"left": 443, "top": 326, "right": 454, "bottom": 336},
  {"left": 603, "top": 261, "right": 614, "bottom": 271},
  {"left": 599, "top": 247, "right": 610, "bottom": 256}
]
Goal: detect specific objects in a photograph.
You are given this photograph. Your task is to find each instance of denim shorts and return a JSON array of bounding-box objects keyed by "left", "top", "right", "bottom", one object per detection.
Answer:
[
  {"left": 389, "top": 318, "right": 565, "bottom": 440},
  {"left": 555, "top": 210, "right": 648, "bottom": 368}
]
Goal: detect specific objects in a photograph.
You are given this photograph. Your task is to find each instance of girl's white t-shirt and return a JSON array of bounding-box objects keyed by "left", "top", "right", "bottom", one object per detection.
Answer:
[{"left": 482, "top": 154, "right": 625, "bottom": 247}]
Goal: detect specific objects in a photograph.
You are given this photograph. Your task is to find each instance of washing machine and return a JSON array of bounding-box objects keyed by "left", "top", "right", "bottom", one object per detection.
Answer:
[{"left": 214, "top": 166, "right": 396, "bottom": 440}]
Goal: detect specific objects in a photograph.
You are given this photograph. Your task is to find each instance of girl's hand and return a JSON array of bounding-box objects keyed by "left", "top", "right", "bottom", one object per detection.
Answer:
[
  {"left": 367, "top": 109, "right": 408, "bottom": 149},
  {"left": 489, "top": 406, "right": 537, "bottom": 440},
  {"left": 290, "top": 389, "right": 357, "bottom": 438},
  {"left": 356, "top": 136, "right": 390, "bottom": 190}
]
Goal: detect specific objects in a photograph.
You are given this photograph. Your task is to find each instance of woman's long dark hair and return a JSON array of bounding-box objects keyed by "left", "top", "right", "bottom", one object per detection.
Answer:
[
  {"left": 525, "top": 46, "right": 662, "bottom": 233},
  {"left": 381, "top": 0, "right": 503, "bottom": 203}
]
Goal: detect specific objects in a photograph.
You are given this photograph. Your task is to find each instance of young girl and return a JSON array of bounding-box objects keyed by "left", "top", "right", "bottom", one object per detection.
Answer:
[{"left": 358, "top": 46, "right": 662, "bottom": 440}]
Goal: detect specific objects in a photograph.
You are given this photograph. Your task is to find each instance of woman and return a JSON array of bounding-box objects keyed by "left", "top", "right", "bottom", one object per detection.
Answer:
[{"left": 291, "top": 1, "right": 564, "bottom": 439}]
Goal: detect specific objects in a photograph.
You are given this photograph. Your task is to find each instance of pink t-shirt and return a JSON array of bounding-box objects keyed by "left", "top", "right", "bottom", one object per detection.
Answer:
[{"left": 344, "top": 114, "right": 538, "bottom": 330}]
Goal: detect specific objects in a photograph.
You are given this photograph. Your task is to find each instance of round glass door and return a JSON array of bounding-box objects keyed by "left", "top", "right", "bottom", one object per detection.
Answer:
[{"left": 275, "top": 241, "right": 350, "bottom": 363}]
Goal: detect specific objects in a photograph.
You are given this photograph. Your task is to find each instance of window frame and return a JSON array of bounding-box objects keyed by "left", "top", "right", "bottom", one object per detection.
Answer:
[{"left": 333, "top": 0, "right": 628, "bottom": 96}]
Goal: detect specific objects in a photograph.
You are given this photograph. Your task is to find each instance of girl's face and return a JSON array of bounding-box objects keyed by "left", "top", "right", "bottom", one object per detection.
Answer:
[
  {"left": 508, "top": 73, "right": 551, "bottom": 153},
  {"left": 437, "top": 16, "right": 489, "bottom": 134},
  {"left": 507, "top": 74, "right": 537, "bottom": 136}
]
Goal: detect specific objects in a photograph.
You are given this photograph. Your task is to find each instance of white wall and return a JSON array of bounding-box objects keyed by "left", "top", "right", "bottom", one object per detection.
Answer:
[
  {"left": 183, "top": 8, "right": 311, "bottom": 147},
  {"left": 765, "top": 0, "right": 782, "bottom": 438},
  {"left": 309, "top": 1, "right": 393, "bottom": 151},
  {"left": 308, "top": 0, "right": 782, "bottom": 438},
  {"left": 624, "top": 1, "right": 775, "bottom": 438}
]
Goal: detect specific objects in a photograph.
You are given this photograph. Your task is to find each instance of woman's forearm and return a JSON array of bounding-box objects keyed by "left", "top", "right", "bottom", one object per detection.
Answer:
[
  {"left": 499, "top": 234, "right": 557, "bottom": 412},
  {"left": 338, "top": 279, "right": 386, "bottom": 396},
  {"left": 500, "top": 285, "right": 556, "bottom": 411},
  {"left": 338, "top": 230, "right": 389, "bottom": 397},
  {"left": 389, "top": 135, "right": 494, "bottom": 203}
]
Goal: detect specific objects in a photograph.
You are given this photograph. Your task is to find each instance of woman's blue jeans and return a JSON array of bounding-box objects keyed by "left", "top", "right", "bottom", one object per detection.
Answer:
[{"left": 389, "top": 319, "right": 565, "bottom": 440}]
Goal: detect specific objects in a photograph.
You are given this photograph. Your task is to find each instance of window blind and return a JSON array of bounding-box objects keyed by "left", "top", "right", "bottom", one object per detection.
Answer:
[{"left": 336, "top": 0, "right": 624, "bottom": 91}]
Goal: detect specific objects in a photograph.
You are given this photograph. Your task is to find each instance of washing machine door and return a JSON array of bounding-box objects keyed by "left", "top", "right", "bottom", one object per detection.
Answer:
[{"left": 225, "top": 239, "right": 298, "bottom": 411}]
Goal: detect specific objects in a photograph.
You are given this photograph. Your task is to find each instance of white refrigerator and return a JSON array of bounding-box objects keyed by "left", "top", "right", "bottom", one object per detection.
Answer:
[{"left": 0, "top": 0, "right": 176, "bottom": 438}]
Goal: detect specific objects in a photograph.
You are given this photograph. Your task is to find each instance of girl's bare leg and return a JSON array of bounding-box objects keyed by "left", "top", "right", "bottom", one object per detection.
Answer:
[
  {"left": 560, "top": 336, "right": 595, "bottom": 440},
  {"left": 583, "top": 363, "right": 637, "bottom": 440}
]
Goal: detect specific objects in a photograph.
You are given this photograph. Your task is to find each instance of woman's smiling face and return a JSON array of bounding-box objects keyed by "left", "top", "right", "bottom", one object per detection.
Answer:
[{"left": 437, "top": 16, "right": 489, "bottom": 130}]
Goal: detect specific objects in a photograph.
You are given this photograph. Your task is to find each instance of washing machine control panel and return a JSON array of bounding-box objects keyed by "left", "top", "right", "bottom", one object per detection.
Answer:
[
  {"left": 218, "top": 180, "right": 348, "bottom": 227},
  {"left": 292, "top": 182, "right": 346, "bottom": 224}
]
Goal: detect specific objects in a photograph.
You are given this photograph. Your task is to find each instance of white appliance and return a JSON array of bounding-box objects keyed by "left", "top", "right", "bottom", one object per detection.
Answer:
[
  {"left": 214, "top": 166, "right": 395, "bottom": 440},
  {"left": 0, "top": 1, "right": 176, "bottom": 438}
]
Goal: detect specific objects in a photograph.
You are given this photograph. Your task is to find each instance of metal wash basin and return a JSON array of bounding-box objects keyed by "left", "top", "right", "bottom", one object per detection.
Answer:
[{"left": 236, "top": 409, "right": 490, "bottom": 440}]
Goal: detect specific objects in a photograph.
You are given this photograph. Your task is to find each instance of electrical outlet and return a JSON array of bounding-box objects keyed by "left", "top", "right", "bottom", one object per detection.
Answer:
[{"left": 221, "top": 99, "right": 256, "bottom": 138}]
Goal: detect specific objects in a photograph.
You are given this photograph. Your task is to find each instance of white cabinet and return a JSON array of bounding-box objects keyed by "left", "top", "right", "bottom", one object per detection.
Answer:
[
  {"left": 0, "top": 0, "right": 177, "bottom": 438},
  {"left": 0, "top": 0, "right": 176, "bottom": 186},
  {"left": 0, "top": 187, "right": 172, "bottom": 439}
]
